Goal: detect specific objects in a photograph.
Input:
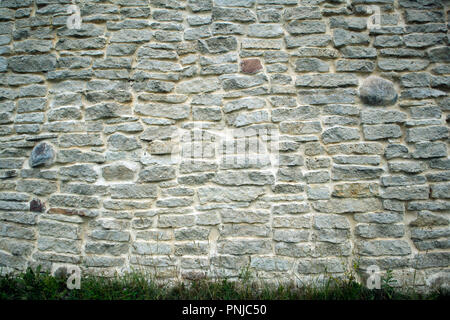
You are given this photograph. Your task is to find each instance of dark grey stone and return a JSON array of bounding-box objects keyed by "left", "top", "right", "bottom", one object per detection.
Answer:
[
  {"left": 359, "top": 76, "right": 397, "bottom": 106},
  {"left": 29, "top": 142, "right": 55, "bottom": 168}
]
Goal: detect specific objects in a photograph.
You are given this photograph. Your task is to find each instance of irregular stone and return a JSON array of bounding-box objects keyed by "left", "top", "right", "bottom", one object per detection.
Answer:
[
  {"left": 29, "top": 142, "right": 55, "bottom": 168},
  {"left": 332, "top": 183, "right": 379, "bottom": 198},
  {"left": 298, "top": 89, "right": 357, "bottom": 105},
  {"left": 30, "top": 199, "right": 45, "bottom": 213},
  {"left": 327, "top": 143, "right": 384, "bottom": 155},
  {"left": 406, "top": 126, "right": 448, "bottom": 143},
  {"left": 408, "top": 200, "right": 450, "bottom": 212},
  {"left": 38, "top": 220, "right": 80, "bottom": 241},
  {"left": 412, "top": 142, "right": 447, "bottom": 159},
  {"left": 381, "top": 186, "right": 429, "bottom": 200},
  {"left": 404, "top": 33, "right": 446, "bottom": 48},
  {"left": 361, "top": 110, "right": 406, "bottom": 124},
  {"left": 429, "top": 159, "right": 450, "bottom": 170},
  {"left": 283, "top": 6, "right": 321, "bottom": 21},
  {"left": 296, "top": 74, "right": 358, "bottom": 88},
  {"left": 335, "top": 60, "right": 375, "bottom": 72},
  {"left": 341, "top": 46, "right": 377, "bottom": 58},
  {"left": 272, "top": 106, "right": 319, "bottom": 122},
  {"left": 294, "top": 58, "right": 329, "bottom": 72},
  {"left": 110, "top": 29, "right": 152, "bottom": 43},
  {"left": 240, "top": 59, "right": 262, "bottom": 74},
  {"left": 220, "top": 209, "right": 270, "bottom": 224},
  {"left": 378, "top": 59, "right": 429, "bottom": 71},
  {"left": 414, "top": 252, "right": 450, "bottom": 269},
  {"left": 410, "top": 211, "right": 449, "bottom": 227},
  {"left": 358, "top": 240, "right": 411, "bottom": 256},
  {"left": 287, "top": 20, "right": 326, "bottom": 35},
  {"left": 213, "top": 171, "right": 274, "bottom": 186},
  {"left": 157, "top": 197, "right": 193, "bottom": 208},
  {"left": 312, "top": 198, "right": 381, "bottom": 214},
  {"left": 8, "top": 54, "right": 57, "bottom": 73},
  {"left": 388, "top": 161, "right": 427, "bottom": 174},
  {"left": 384, "top": 144, "right": 409, "bottom": 160},
  {"left": 217, "top": 239, "right": 271, "bottom": 255},
  {"left": 59, "top": 134, "right": 103, "bottom": 148},
  {"left": 197, "top": 186, "right": 265, "bottom": 203},
  {"left": 272, "top": 203, "right": 310, "bottom": 214},
  {"left": 427, "top": 46, "right": 450, "bottom": 62},
  {"left": 85, "top": 103, "right": 130, "bottom": 120},
  {"left": 111, "top": 184, "right": 157, "bottom": 199},
  {"left": 291, "top": 48, "right": 337, "bottom": 60},
  {"left": 322, "top": 127, "right": 360, "bottom": 144},
  {"left": 57, "top": 150, "right": 105, "bottom": 164},
  {"left": 333, "top": 28, "right": 370, "bottom": 47},
  {"left": 220, "top": 74, "right": 267, "bottom": 90},
  {"left": 177, "top": 173, "right": 215, "bottom": 185},
  {"left": 363, "top": 124, "right": 402, "bottom": 140},
  {"left": 198, "top": 36, "right": 238, "bottom": 54},
  {"left": 212, "top": 7, "right": 256, "bottom": 23},
  {"left": 332, "top": 165, "right": 384, "bottom": 180},
  {"left": 136, "top": 60, "right": 182, "bottom": 72},
  {"left": 398, "top": 0, "right": 443, "bottom": 9},
  {"left": 306, "top": 186, "right": 330, "bottom": 200},
  {"left": 138, "top": 165, "right": 176, "bottom": 182},
  {"left": 59, "top": 165, "right": 98, "bottom": 183},
  {"left": 297, "top": 258, "right": 346, "bottom": 274},
  {"left": 0, "top": 57, "right": 7, "bottom": 72},
  {"left": 431, "top": 183, "right": 450, "bottom": 199},
  {"left": 60, "top": 183, "right": 107, "bottom": 197},
  {"left": 179, "top": 160, "right": 217, "bottom": 174},
  {"left": 330, "top": 16, "right": 367, "bottom": 31},
  {"left": 401, "top": 73, "right": 430, "bottom": 88},
  {"left": 250, "top": 257, "right": 292, "bottom": 272},
  {"left": 102, "top": 165, "right": 135, "bottom": 181},
  {"left": 273, "top": 229, "right": 309, "bottom": 243},
  {"left": 200, "top": 64, "right": 237, "bottom": 75},
  {"left": 374, "top": 35, "right": 404, "bottom": 48},
  {"left": 359, "top": 76, "right": 397, "bottom": 106},
  {"left": 176, "top": 78, "right": 220, "bottom": 94},
  {"left": 48, "top": 107, "right": 82, "bottom": 122},
  {"left": 108, "top": 134, "right": 141, "bottom": 151},
  {"left": 248, "top": 24, "right": 284, "bottom": 38},
  {"left": 285, "top": 35, "right": 331, "bottom": 48},
  {"left": 17, "top": 180, "right": 57, "bottom": 196},
  {"left": 280, "top": 121, "right": 321, "bottom": 135},
  {"left": 381, "top": 175, "right": 426, "bottom": 187},
  {"left": 135, "top": 103, "right": 190, "bottom": 120},
  {"left": 354, "top": 211, "right": 403, "bottom": 224},
  {"left": 304, "top": 171, "right": 329, "bottom": 184}
]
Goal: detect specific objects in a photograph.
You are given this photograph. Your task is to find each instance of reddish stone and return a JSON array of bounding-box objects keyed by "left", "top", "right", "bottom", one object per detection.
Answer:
[
  {"left": 30, "top": 199, "right": 45, "bottom": 212},
  {"left": 47, "top": 207, "right": 87, "bottom": 217},
  {"left": 241, "top": 59, "right": 263, "bottom": 74},
  {"left": 182, "top": 271, "right": 207, "bottom": 281}
]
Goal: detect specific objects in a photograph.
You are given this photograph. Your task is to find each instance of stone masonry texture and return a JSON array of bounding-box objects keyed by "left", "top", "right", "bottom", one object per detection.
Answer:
[{"left": 0, "top": 0, "right": 449, "bottom": 292}]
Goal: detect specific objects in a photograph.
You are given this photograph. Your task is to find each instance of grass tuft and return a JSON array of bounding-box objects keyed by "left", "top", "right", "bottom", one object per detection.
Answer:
[{"left": 0, "top": 267, "right": 447, "bottom": 300}]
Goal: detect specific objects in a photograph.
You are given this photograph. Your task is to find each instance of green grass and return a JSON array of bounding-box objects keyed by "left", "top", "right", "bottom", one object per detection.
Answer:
[{"left": 0, "top": 267, "right": 447, "bottom": 300}]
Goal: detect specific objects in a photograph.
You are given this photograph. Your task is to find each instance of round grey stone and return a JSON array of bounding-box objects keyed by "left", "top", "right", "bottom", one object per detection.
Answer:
[
  {"left": 359, "top": 76, "right": 398, "bottom": 106},
  {"left": 29, "top": 142, "right": 55, "bottom": 168}
]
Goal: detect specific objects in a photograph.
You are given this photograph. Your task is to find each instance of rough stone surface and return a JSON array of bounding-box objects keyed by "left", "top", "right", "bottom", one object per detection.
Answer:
[
  {"left": 240, "top": 59, "right": 263, "bottom": 74},
  {"left": 29, "top": 142, "right": 55, "bottom": 168},
  {"left": 0, "top": 1, "right": 448, "bottom": 291},
  {"left": 359, "top": 76, "right": 398, "bottom": 106}
]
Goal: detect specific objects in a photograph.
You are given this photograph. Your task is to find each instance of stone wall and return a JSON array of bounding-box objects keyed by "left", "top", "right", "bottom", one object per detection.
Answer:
[{"left": 0, "top": 0, "right": 449, "bottom": 292}]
